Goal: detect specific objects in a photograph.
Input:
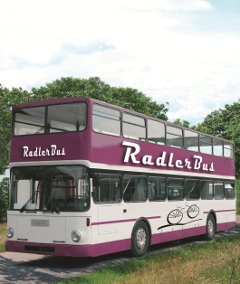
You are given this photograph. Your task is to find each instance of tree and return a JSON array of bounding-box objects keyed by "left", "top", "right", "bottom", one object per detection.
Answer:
[
  {"left": 0, "top": 86, "right": 31, "bottom": 174},
  {"left": 173, "top": 118, "right": 190, "bottom": 128},
  {"left": 32, "top": 77, "right": 168, "bottom": 120},
  {"left": 195, "top": 100, "right": 240, "bottom": 178},
  {"left": 0, "top": 178, "right": 9, "bottom": 222}
]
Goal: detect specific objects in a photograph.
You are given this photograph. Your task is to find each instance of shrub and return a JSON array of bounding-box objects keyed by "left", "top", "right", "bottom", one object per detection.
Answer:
[{"left": 0, "top": 178, "right": 9, "bottom": 223}]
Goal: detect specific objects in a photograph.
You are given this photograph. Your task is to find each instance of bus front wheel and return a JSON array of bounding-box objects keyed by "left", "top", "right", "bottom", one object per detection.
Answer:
[
  {"left": 206, "top": 214, "right": 216, "bottom": 240},
  {"left": 131, "top": 221, "right": 150, "bottom": 257}
]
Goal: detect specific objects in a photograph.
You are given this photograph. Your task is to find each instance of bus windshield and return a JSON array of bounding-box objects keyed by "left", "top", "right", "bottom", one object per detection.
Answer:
[
  {"left": 10, "top": 166, "right": 90, "bottom": 212},
  {"left": 14, "top": 102, "right": 87, "bottom": 135}
]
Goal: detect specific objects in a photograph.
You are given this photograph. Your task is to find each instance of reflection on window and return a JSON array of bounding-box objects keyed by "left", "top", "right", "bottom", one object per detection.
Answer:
[
  {"left": 224, "top": 143, "right": 233, "bottom": 159},
  {"left": 93, "top": 104, "right": 121, "bottom": 136},
  {"left": 123, "top": 113, "right": 146, "bottom": 140},
  {"left": 14, "top": 107, "right": 45, "bottom": 135},
  {"left": 214, "top": 182, "right": 224, "bottom": 199},
  {"left": 200, "top": 135, "right": 212, "bottom": 155},
  {"left": 185, "top": 179, "right": 200, "bottom": 200},
  {"left": 149, "top": 177, "right": 166, "bottom": 201},
  {"left": 148, "top": 120, "right": 165, "bottom": 144},
  {"left": 166, "top": 126, "right": 183, "bottom": 148},
  {"left": 213, "top": 139, "right": 223, "bottom": 157},
  {"left": 167, "top": 179, "right": 184, "bottom": 200},
  {"left": 14, "top": 103, "right": 87, "bottom": 135},
  {"left": 93, "top": 174, "right": 121, "bottom": 203},
  {"left": 48, "top": 103, "right": 87, "bottom": 133},
  {"left": 224, "top": 182, "right": 235, "bottom": 199},
  {"left": 123, "top": 175, "right": 147, "bottom": 202},
  {"left": 10, "top": 166, "right": 90, "bottom": 212},
  {"left": 200, "top": 180, "right": 213, "bottom": 200},
  {"left": 185, "top": 130, "right": 199, "bottom": 152}
]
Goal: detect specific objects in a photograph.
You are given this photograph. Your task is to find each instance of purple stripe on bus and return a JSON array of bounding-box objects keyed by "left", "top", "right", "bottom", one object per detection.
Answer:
[
  {"left": 203, "top": 209, "right": 236, "bottom": 214},
  {"left": 91, "top": 216, "right": 161, "bottom": 226},
  {"left": 6, "top": 221, "right": 236, "bottom": 257}
]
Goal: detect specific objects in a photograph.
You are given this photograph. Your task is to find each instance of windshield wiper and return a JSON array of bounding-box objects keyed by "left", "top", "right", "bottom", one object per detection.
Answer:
[{"left": 20, "top": 197, "right": 32, "bottom": 213}]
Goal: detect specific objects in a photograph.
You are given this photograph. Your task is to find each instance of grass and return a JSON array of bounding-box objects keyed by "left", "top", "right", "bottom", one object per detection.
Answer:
[
  {"left": 57, "top": 236, "right": 240, "bottom": 284},
  {"left": 0, "top": 222, "right": 6, "bottom": 252}
]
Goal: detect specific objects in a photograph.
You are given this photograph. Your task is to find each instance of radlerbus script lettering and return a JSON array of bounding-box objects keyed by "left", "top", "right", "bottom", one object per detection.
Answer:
[
  {"left": 122, "top": 141, "right": 215, "bottom": 172},
  {"left": 23, "top": 145, "right": 66, "bottom": 157}
]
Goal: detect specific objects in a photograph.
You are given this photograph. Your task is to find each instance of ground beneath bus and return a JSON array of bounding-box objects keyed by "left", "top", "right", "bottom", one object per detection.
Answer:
[{"left": 1, "top": 217, "right": 240, "bottom": 284}]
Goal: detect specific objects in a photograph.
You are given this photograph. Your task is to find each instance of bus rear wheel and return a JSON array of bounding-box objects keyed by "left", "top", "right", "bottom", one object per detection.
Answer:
[
  {"left": 131, "top": 221, "right": 150, "bottom": 257},
  {"left": 206, "top": 214, "right": 216, "bottom": 240}
]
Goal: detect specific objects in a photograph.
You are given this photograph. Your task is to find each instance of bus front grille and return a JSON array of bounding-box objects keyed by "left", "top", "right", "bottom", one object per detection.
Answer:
[{"left": 24, "top": 245, "right": 54, "bottom": 254}]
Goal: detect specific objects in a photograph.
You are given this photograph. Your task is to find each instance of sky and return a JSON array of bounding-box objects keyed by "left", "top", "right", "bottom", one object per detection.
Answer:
[{"left": 0, "top": 0, "right": 240, "bottom": 125}]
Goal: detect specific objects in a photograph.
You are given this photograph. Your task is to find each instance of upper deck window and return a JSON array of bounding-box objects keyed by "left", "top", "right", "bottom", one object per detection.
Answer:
[
  {"left": 48, "top": 103, "right": 87, "bottom": 133},
  {"left": 123, "top": 113, "right": 146, "bottom": 140},
  {"left": 14, "top": 102, "right": 87, "bottom": 136},
  {"left": 147, "top": 119, "right": 165, "bottom": 144},
  {"left": 184, "top": 130, "right": 199, "bottom": 152},
  {"left": 14, "top": 107, "right": 45, "bottom": 135},
  {"left": 166, "top": 126, "right": 183, "bottom": 148},
  {"left": 224, "top": 142, "right": 234, "bottom": 159},
  {"left": 93, "top": 104, "right": 121, "bottom": 136},
  {"left": 213, "top": 138, "right": 223, "bottom": 157},
  {"left": 200, "top": 134, "right": 213, "bottom": 155}
]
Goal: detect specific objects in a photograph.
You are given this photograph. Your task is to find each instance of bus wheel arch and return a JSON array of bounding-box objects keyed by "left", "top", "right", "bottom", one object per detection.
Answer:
[
  {"left": 205, "top": 211, "right": 217, "bottom": 240},
  {"left": 131, "top": 218, "right": 151, "bottom": 257}
]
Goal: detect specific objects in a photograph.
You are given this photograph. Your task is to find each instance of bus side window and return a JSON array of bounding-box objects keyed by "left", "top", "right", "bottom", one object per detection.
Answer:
[
  {"left": 92, "top": 104, "right": 121, "bottom": 136},
  {"left": 148, "top": 177, "right": 166, "bottom": 201},
  {"left": 122, "top": 113, "right": 146, "bottom": 140},
  {"left": 185, "top": 179, "right": 200, "bottom": 200},
  {"left": 214, "top": 182, "right": 224, "bottom": 200},
  {"left": 167, "top": 179, "right": 184, "bottom": 201},
  {"left": 200, "top": 181, "right": 214, "bottom": 200},
  {"left": 92, "top": 174, "right": 121, "bottom": 203},
  {"left": 224, "top": 182, "right": 235, "bottom": 199},
  {"left": 147, "top": 120, "right": 165, "bottom": 145},
  {"left": 123, "top": 175, "right": 147, "bottom": 202},
  {"left": 166, "top": 126, "right": 183, "bottom": 148}
]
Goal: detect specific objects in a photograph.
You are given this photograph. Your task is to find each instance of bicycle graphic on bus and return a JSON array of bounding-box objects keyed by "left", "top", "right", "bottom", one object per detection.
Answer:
[{"left": 158, "top": 204, "right": 201, "bottom": 230}]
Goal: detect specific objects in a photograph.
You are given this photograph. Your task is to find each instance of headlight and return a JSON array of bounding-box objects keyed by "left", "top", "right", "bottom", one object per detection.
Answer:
[
  {"left": 6, "top": 227, "right": 14, "bottom": 239},
  {"left": 71, "top": 230, "right": 81, "bottom": 242}
]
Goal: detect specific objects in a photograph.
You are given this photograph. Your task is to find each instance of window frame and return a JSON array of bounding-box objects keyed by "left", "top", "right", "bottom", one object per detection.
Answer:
[
  {"left": 200, "top": 180, "right": 214, "bottom": 200},
  {"left": 122, "top": 112, "right": 146, "bottom": 140},
  {"left": 147, "top": 119, "right": 166, "bottom": 145},
  {"left": 92, "top": 173, "right": 122, "bottom": 204},
  {"left": 13, "top": 102, "right": 87, "bottom": 136},
  {"left": 185, "top": 178, "right": 201, "bottom": 200},
  {"left": 92, "top": 103, "right": 121, "bottom": 137},
  {"left": 166, "top": 125, "right": 183, "bottom": 148},
  {"left": 123, "top": 174, "right": 148, "bottom": 203},
  {"left": 167, "top": 178, "right": 184, "bottom": 201},
  {"left": 148, "top": 176, "right": 166, "bottom": 202}
]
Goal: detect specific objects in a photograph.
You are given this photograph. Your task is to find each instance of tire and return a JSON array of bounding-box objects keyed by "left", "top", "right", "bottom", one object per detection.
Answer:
[
  {"left": 205, "top": 214, "right": 216, "bottom": 240},
  {"left": 131, "top": 221, "right": 150, "bottom": 257}
]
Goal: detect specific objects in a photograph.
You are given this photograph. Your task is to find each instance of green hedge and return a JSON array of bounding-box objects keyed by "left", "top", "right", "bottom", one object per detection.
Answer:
[{"left": 0, "top": 178, "right": 9, "bottom": 223}]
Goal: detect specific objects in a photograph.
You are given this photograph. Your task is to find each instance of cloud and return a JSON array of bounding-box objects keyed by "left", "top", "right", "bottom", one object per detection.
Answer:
[{"left": 0, "top": 0, "right": 239, "bottom": 124}]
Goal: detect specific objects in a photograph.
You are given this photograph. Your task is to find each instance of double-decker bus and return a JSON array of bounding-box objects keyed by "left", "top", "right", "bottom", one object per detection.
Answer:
[{"left": 6, "top": 97, "right": 236, "bottom": 257}]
